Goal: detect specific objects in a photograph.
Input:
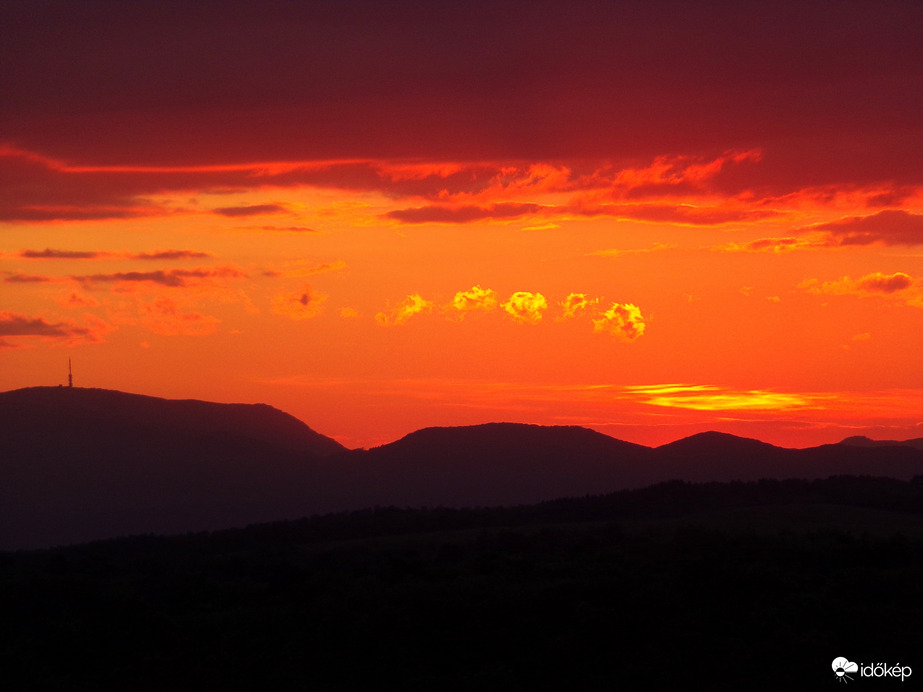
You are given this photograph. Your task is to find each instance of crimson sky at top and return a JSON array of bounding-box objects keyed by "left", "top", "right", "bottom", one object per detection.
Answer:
[{"left": 2, "top": 0, "right": 921, "bottom": 190}]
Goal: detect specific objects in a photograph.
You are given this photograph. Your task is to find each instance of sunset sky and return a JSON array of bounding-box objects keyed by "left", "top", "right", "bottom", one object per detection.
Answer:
[{"left": 2, "top": 0, "right": 922, "bottom": 448}]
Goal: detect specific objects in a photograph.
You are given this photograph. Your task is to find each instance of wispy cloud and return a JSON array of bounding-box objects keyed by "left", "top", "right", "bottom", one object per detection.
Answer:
[
  {"left": 21, "top": 248, "right": 111, "bottom": 259},
  {"left": 133, "top": 250, "right": 212, "bottom": 260},
  {"left": 134, "top": 298, "right": 220, "bottom": 337},
  {"left": 3, "top": 273, "right": 53, "bottom": 283},
  {"left": 73, "top": 267, "right": 247, "bottom": 288},
  {"left": 20, "top": 248, "right": 212, "bottom": 261},
  {"left": 213, "top": 204, "right": 288, "bottom": 218},
  {"left": 714, "top": 237, "right": 825, "bottom": 253},
  {"left": 811, "top": 210, "right": 923, "bottom": 246},
  {"left": 273, "top": 260, "right": 347, "bottom": 279},
  {"left": 623, "top": 384, "right": 813, "bottom": 411},
  {"left": 271, "top": 287, "right": 328, "bottom": 321},
  {"left": 590, "top": 243, "right": 676, "bottom": 259},
  {"left": 386, "top": 203, "right": 544, "bottom": 224},
  {"left": 799, "top": 271, "right": 920, "bottom": 300},
  {"left": 0, "top": 311, "right": 105, "bottom": 346}
]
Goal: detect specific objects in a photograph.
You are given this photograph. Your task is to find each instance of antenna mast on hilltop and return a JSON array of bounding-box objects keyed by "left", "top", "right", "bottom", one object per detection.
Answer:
[{"left": 68, "top": 358, "right": 73, "bottom": 388}]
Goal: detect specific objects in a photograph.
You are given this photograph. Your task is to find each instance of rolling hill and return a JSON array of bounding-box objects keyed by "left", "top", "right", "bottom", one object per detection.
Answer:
[
  {"left": 0, "top": 387, "right": 347, "bottom": 548},
  {"left": 2, "top": 386, "right": 923, "bottom": 549}
]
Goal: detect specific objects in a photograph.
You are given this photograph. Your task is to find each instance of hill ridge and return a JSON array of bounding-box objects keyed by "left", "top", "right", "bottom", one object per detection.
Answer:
[{"left": 3, "top": 386, "right": 923, "bottom": 549}]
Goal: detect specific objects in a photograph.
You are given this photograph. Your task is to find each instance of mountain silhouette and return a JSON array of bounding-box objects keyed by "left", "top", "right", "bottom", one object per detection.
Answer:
[
  {"left": 350, "top": 422, "right": 655, "bottom": 508},
  {"left": 840, "top": 435, "right": 923, "bottom": 451},
  {"left": 3, "top": 386, "right": 923, "bottom": 549},
  {"left": 0, "top": 387, "right": 347, "bottom": 549}
]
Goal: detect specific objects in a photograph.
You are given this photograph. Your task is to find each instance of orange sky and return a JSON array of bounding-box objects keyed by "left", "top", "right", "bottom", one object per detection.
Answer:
[{"left": 2, "top": 1, "right": 922, "bottom": 448}]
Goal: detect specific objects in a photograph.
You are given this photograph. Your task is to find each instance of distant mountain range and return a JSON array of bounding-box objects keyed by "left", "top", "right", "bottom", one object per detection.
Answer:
[{"left": 3, "top": 386, "right": 923, "bottom": 549}]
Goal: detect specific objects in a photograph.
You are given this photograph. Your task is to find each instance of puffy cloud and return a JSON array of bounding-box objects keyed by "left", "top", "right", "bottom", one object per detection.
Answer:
[
  {"left": 451, "top": 285, "right": 499, "bottom": 316},
  {"left": 813, "top": 210, "right": 923, "bottom": 246},
  {"left": 502, "top": 292, "right": 547, "bottom": 325},
  {"left": 592, "top": 303, "right": 646, "bottom": 341},
  {"left": 271, "top": 287, "right": 328, "bottom": 321},
  {"left": 375, "top": 294, "right": 432, "bottom": 326},
  {"left": 856, "top": 272, "right": 914, "bottom": 293},
  {"left": 559, "top": 293, "right": 597, "bottom": 320}
]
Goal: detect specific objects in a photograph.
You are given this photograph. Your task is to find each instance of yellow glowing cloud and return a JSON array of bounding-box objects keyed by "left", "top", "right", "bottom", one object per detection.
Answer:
[
  {"left": 271, "top": 287, "right": 328, "bottom": 320},
  {"left": 502, "top": 291, "right": 547, "bottom": 324},
  {"left": 715, "top": 237, "right": 823, "bottom": 253},
  {"left": 592, "top": 303, "right": 646, "bottom": 341},
  {"left": 450, "top": 285, "right": 499, "bottom": 316},
  {"left": 375, "top": 293, "right": 432, "bottom": 326},
  {"left": 559, "top": 292, "right": 597, "bottom": 320},
  {"left": 590, "top": 242, "right": 676, "bottom": 259},
  {"left": 623, "top": 384, "right": 812, "bottom": 411}
]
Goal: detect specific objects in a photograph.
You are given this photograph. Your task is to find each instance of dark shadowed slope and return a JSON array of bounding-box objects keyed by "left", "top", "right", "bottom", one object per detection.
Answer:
[
  {"left": 0, "top": 386, "right": 346, "bottom": 456},
  {"left": 654, "top": 431, "right": 923, "bottom": 482},
  {"left": 0, "top": 387, "right": 347, "bottom": 549},
  {"left": 840, "top": 435, "right": 923, "bottom": 451},
  {"left": 3, "top": 388, "right": 923, "bottom": 550},
  {"left": 349, "top": 423, "right": 656, "bottom": 508},
  {"left": 654, "top": 431, "right": 784, "bottom": 480}
]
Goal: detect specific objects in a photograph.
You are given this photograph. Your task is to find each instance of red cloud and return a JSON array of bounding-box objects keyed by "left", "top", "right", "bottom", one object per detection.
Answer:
[
  {"left": 74, "top": 267, "right": 246, "bottom": 288},
  {"left": 133, "top": 250, "right": 212, "bottom": 260},
  {"left": 856, "top": 272, "right": 914, "bottom": 293},
  {"left": 4, "top": 273, "right": 53, "bottom": 283},
  {"left": 21, "top": 248, "right": 108, "bottom": 259},
  {"left": 213, "top": 204, "right": 288, "bottom": 217},
  {"left": 4, "top": 2, "right": 919, "bottom": 195},
  {"left": 0, "top": 311, "right": 106, "bottom": 345},
  {"left": 813, "top": 210, "right": 923, "bottom": 246}
]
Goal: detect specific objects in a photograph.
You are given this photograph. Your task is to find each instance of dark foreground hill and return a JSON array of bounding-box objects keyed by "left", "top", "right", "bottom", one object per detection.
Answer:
[
  {"left": 3, "top": 386, "right": 923, "bottom": 549},
  {"left": 840, "top": 434, "right": 923, "bottom": 451},
  {"left": 0, "top": 387, "right": 347, "bottom": 548},
  {"left": 2, "top": 476, "right": 922, "bottom": 691}
]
